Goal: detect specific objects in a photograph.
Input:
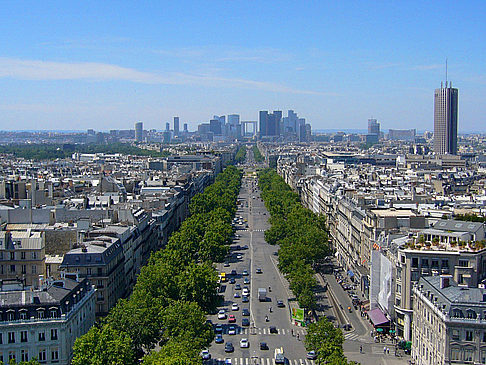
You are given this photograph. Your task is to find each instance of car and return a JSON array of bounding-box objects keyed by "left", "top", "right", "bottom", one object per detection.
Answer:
[
  {"left": 215, "top": 324, "right": 223, "bottom": 333},
  {"left": 229, "top": 278, "right": 236, "bottom": 284},
  {"left": 225, "top": 359, "right": 232, "bottom": 365},
  {"left": 242, "top": 270, "right": 249, "bottom": 276},
  {"left": 239, "top": 338, "right": 249, "bottom": 348},
  {"left": 260, "top": 342, "right": 269, "bottom": 350},
  {"left": 224, "top": 262, "right": 230, "bottom": 267},
  {"left": 307, "top": 351, "right": 317, "bottom": 360},
  {"left": 236, "top": 254, "right": 242, "bottom": 259},
  {"left": 235, "top": 284, "right": 241, "bottom": 290},
  {"left": 277, "top": 300, "right": 285, "bottom": 308},
  {"left": 269, "top": 326, "right": 278, "bottom": 334},
  {"left": 242, "top": 288, "right": 249, "bottom": 296},
  {"left": 342, "top": 323, "right": 352, "bottom": 331},
  {"left": 215, "top": 334, "right": 224, "bottom": 343},
  {"left": 228, "top": 314, "right": 236, "bottom": 323},
  {"left": 242, "top": 296, "right": 249, "bottom": 302},
  {"left": 242, "top": 308, "right": 250, "bottom": 316},
  {"left": 201, "top": 350, "right": 211, "bottom": 360},
  {"left": 242, "top": 318, "right": 250, "bottom": 326},
  {"left": 256, "top": 268, "right": 262, "bottom": 274},
  {"left": 218, "top": 310, "right": 227, "bottom": 320},
  {"left": 242, "top": 245, "right": 248, "bottom": 249},
  {"left": 224, "top": 342, "right": 234, "bottom": 352},
  {"left": 231, "top": 270, "right": 237, "bottom": 276},
  {"left": 244, "top": 278, "right": 250, "bottom": 284},
  {"left": 234, "top": 292, "right": 240, "bottom": 298},
  {"left": 228, "top": 326, "right": 236, "bottom": 335},
  {"left": 232, "top": 303, "right": 239, "bottom": 311}
]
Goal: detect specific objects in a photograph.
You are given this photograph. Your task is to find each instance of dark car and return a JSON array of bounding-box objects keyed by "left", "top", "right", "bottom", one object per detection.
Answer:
[
  {"left": 215, "top": 334, "right": 224, "bottom": 343},
  {"left": 235, "top": 284, "right": 241, "bottom": 290},
  {"left": 277, "top": 300, "right": 285, "bottom": 308},
  {"left": 242, "top": 318, "right": 250, "bottom": 326},
  {"left": 242, "top": 245, "right": 249, "bottom": 250},
  {"left": 269, "top": 326, "right": 278, "bottom": 334},
  {"left": 225, "top": 342, "right": 234, "bottom": 352},
  {"left": 242, "top": 308, "right": 250, "bottom": 316},
  {"left": 307, "top": 351, "right": 317, "bottom": 360},
  {"left": 260, "top": 342, "right": 269, "bottom": 350},
  {"left": 242, "top": 270, "right": 249, "bottom": 276},
  {"left": 214, "top": 324, "right": 223, "bottom": 333},
  {"left": 229, "top": 278, "right": 236, "bottom": 284},
  {"left": 256, "top": 268, "right": 263, "bottom": 274},
  {"left": 231, "top": 270, "right": 237, "bottom": 276},
  {"left": 242, "top": 296, "right": 249, "bottom": 303}
]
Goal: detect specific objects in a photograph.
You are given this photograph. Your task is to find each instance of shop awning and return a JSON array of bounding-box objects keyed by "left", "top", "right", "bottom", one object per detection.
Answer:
[{"left": 367, "top": 308, "right": 390, "bottom": 326}]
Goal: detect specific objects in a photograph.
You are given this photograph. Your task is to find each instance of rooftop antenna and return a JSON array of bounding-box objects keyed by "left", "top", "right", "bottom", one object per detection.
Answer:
[{"left": 445, "top": 58, "right": 448, "bottom": 87}]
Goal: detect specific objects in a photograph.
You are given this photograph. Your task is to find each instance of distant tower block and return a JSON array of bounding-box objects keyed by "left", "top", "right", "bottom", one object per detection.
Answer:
[
  {"left": 173, "top": 117, "right": 180, "bottom": 135},
  {"left": 135, "top": 121, "right": 143, "bottom": 142}
]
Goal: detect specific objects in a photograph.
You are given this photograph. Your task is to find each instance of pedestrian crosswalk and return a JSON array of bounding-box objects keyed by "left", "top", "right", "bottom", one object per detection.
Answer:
[
  {"left": 205, "top": 358, "right": 314, "bottom": 365},
  {"left": 344, "top": 332, "right": 359, "bottom": 341},
  {"left": 219, "top": 327, "right": 306, "bottom": 336}
]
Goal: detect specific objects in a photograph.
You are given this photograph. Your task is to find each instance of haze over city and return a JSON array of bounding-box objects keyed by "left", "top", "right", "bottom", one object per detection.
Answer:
[{"left": 0, "top": 1, "right": 485, "bottom": 132}]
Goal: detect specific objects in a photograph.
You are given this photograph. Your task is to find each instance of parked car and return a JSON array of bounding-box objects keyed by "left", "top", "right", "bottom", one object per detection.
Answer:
[
  {"left": 244, "top": 278, "right": 250, "bottom": 284},
  {"left": 242, "top": 318, "right": 250, "bottom": 326},
  {"left": 228, "top": 326, "right": 236, "bottom": 335},
  {"left": 215, "top": 334, "right": 224, "bottom": 343},
  {"left": 260, "top": 342, "right": 269, "bottom": 350},
  {"left": 228, "top": 314, "right": 236, "bottom": 323},
  {"left": 242, "top": 270, "right": 249, "bottom": 276},
  {"left": 214, "top": 324, "right": 223, "bottom": 333},
  {"left": 232, "top": 303, "right": 239, "bottom": 311},
  {"left": 225, "top": 342, "right": 234, "bottom": 352},
  {"left": 307, "top": 351, "right": 317, "bottom": 360},
  {"left": 242, "top": 308, "right": 250, "bottom": 316},
  {"left": 201, "top": 350, "right": 211, "bottom": 360},
  {"left": 218, "top": 310, "right": 227, "bottom": 320},
  {"left": 242, "top": 296, "right": 249, "bottom": 303},
  {"left": 235, "top": 284, "right": 241, "bottom": 290}
]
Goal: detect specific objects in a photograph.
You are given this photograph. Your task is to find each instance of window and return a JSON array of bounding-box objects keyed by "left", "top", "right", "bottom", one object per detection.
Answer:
[
  {"left": 10, "top": 252, "right": 15, "bottom": 260},
  {"left": 452, "top": 329, "right": 460, "bottom": 340},
  {"left": 459, "top": 260, "right": 469, "bottom": 267},
  {"left": 38, "top": 349, "right": 46, "bottom": 362},
  {"left": 0, "top": 333, "right": 2, "bottom": 344},
  {"left": 432, "top": 260, "right": 439, "bottom": 268},
  {"left": 21, "top": 265, "right": 26, "bottom": 274},
  {"left": 21, "top": 350, "right": 28, "bottom": 362},
  {"left": 8, "top": 352, "right": 15, "bottom": 362},
  {"left": 21, "top": 330, "right": 27, "bottom": 342},
  {"left": 7, "top": 312, "right": 15, "bottom": 321},
  {"left": 401, "top": 255, "right": 405, "bottom": 264},
  {"left": 467, "top": 310, "right": 477, "bottom": 319},
  {"left": 9, "top": 264, "right": 15, "bottom": 273},
  {"left": 8, "top": 332, "right": 15, "bottom": 344},
  {"left": 21, "top": 252, "right": 26, "bottom": 260},
  {"left": 87, "top": 268, "right": 92, "bottom": 275},
  {"left": 32, "top": 252, "right": 37, "bottom": 260},
  {"left": 97, "top": 267, "right": 103, "bottom": 275},
  {"left": 396, "top": 284, "right": 401, "bottom": 294},
  {"left": 466, "top": 330, "right": 474, "bottom": 341},
  {"left": 450, "top": 348, "right": 461, "bottom": 361},
  {"left": 20, "top": 311, "right": 27, "bottom": 320},
  {"left": 32, "top": 265, "right": 37, "bottom": 274},
  {"left": 421, "top": 258, "right": 429, "bottom": 267},
  {"left": 411, "top": 271, "right": 419, "bottom": 281},
  {"left": 38, "top": 310, "right": 45, "bottom": 319},
  {"left": 38, "top": 331, "right": 45, "bottom": 341},
  {"left": 51, "top": 329, "right": 58, "bottom": 340},
  {"left": 481, "top": 350, "right": 486, "bottom": 364},
  {"left": 51, "top": 348, "right": 59, "bottom": 362},
  {"left": 441, "top": 259, "right": 449, "bottom": 268},
  {"left": 412, "top": 257, "right": 418, "bottom": 268},
  {"left": 50, "top": 309, "right": 57, "bottom": 318},
  {"left": 464, "top": 348, "right": 474, "bottom": 362}
]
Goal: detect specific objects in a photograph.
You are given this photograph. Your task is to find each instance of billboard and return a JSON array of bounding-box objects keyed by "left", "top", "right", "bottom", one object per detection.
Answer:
[{"left": 291, "top": 307, "right": 304, "bottom": 322}]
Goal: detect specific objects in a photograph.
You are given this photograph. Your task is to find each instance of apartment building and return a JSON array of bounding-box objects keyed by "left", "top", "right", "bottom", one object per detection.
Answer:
[
  {"left": 412, "top": 275, "right": 486, "bottom": 365},
  {"left": 0, "top": 276, "right": 95, "bottom": 365}
]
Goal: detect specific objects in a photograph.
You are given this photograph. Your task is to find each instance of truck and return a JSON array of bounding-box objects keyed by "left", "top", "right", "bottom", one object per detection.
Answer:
[
  {"left": 258, "top": 288, "right": 267, "bottom": 302},
  {"left": 274, "top": 347, "right": 285, "bottom": 364}
]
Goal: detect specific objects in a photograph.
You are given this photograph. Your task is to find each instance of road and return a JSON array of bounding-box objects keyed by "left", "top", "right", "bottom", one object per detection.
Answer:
[{"left": 206, "top": 165, "right": 312, "bottom": 365}]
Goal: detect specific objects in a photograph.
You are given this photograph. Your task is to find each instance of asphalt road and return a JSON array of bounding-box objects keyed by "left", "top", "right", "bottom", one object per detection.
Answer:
[{"left": 206, "top": 167, "right": 313, "bottom": 365}]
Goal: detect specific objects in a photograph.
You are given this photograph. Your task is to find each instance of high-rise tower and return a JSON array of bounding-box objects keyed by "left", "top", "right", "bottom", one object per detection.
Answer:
[
  {"left": 434, "top": 82, "right": 458, "bottom": 155},
  {"left": 173, "top": 117, "right": 180, "bottom": 136},
  {"left": 135, "top": 121, "right": 143, "bottom": 142}
]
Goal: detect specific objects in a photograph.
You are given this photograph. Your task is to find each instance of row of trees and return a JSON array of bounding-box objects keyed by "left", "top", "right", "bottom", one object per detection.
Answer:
[
  {"left": 72, "top": 166, "right": 243, "bottom": 365},
  {"left": 258, "top": 169, "right": 354, "bottom": 365},
  {"left": 454, "top": 213, "right": 486, "bottom": 223},
  {"left": 234, "top": 145, "right": 247, "bottom": 164},
  {"left": 252, "top": 145, "right": 264, "bottom": 162},
  {"left": 0, "top": 143, "right": 170, "bottom": 160},
  {"left": 258, "top": 168, "right": 330, "bottom": 310}
]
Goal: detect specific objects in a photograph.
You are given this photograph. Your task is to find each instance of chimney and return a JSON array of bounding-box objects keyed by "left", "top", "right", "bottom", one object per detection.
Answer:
[{"left": 440, "top": 274, "right": 452, "bottom": 289}]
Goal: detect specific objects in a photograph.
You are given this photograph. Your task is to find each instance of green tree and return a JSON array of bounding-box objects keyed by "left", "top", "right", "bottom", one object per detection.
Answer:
[
  {"left": 71, "top": 324, "right": 135, "bottom": 365},
  {"left": 142, "top": 339, "right": 202, "bottom": 365},
  {"left": 305, "top": 318, "right": 347, "bottom": 364}
]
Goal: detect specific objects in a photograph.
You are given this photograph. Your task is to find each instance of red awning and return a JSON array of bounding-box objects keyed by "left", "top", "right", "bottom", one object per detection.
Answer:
[{"left": 367, "top": 308, "right": 390, "bottom": 326}]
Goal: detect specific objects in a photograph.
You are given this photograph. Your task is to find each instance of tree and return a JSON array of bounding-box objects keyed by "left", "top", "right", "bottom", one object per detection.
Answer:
[
  {"left": 305, "top": 318, "right": 346, "bottom": 364},
  {"left": 72, "top": 324, "right": 135, "bottom": 365},
  {"left": 142, "top": 339, "right": 202, "bottom": 365}
]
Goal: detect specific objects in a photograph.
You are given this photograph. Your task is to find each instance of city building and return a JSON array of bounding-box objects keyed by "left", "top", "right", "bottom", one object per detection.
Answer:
[
  {"left": 412, "top": 275, "right": 486, "bottom": 364},
  {"left": 0, "top": 276, "right": 96, "bottom": 365},
  {"left": 434, "top": 82, "right": 458, "bottom": 155},
  {"left": 259, "top": 111, "right": 281, "bottom": 137},
  {"left": 135, "top": 122, "right": 143, "bottom": 142},
  {"left": 173, "top": 117, "right": 179, "bottom": 136},
  {"left": 368, "top": 118, "right": 380, "bottom": 135},
  {"left": 388, "top": 129, "right": 416, "bottom": 142}
]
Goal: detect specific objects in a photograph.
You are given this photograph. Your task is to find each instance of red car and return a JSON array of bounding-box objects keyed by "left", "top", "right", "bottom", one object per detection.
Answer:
[{"left": 228, "top": 314, "right": 236, "bottom": 323}]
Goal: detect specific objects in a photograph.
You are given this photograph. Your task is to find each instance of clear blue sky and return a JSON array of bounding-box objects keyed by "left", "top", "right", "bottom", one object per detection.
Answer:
[{"left": 0, "top": 1, "right": 485, "bottom": 132}]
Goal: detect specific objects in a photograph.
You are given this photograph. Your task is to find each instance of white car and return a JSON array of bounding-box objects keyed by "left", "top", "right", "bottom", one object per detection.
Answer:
[
  {"left": 200, "top": 350, "right": 211, "bottom": 360},
  {"left": 225, "top": 359, "right": 232, "bottom": 365},
  {"left": 218, "top": 309, "right": 226, "bottom": 319},
  {"left": 242, "top": 288, "right": 249, "bottom": 297},
  {"left": 228, "top": 326, "right": 236, "bottom": 335},
  {"left": 240, "top": 338, "right": 249, "bottom": 348},
  {"left": 231, "top": 303, "right": 239, "bottom": 311}
]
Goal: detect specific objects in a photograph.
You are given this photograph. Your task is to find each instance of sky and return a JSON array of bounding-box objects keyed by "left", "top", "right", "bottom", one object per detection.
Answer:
[{"left": 0, "top": 1, "right": 485, "bottom": 132}]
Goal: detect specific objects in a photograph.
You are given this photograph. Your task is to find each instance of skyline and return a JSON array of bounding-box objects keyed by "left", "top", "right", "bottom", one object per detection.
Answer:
[{"left": 1, "top": 1, "right": 485, "bottom": 132}]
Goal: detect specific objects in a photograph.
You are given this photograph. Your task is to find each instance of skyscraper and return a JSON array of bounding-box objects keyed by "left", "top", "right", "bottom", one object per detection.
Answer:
[
  {"left": 259, "top": 110, "right": 281, "bottom": 137},
  {"left": 173, "top": 117, "right": 180, "bottom": 135},
  {"left": 368, "top": 118, "right": 380, "bottom": 135},
  {"left": 135, "top": 121, "right": 143, "bottom": 142},
  {"left": 434, "top": 82, "right": 458, "bottom": 155},
  {"left": 183, "top": 123, "right": 188, "bottom": 133},
  {"left": 165, "top": 122, "right": 170, "bottom": 131}
]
